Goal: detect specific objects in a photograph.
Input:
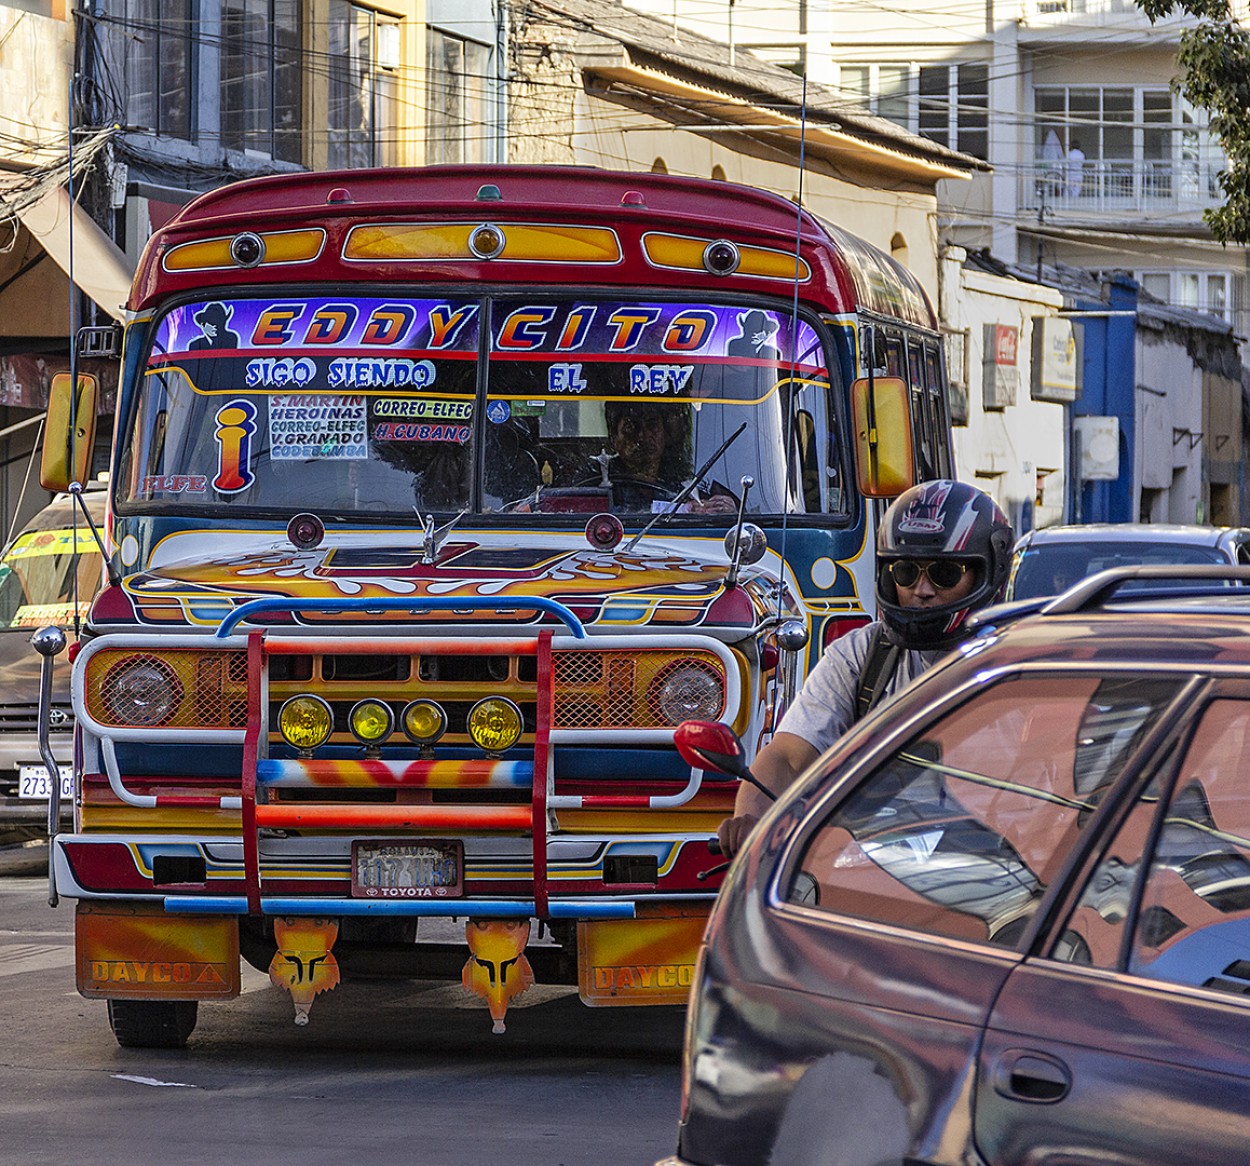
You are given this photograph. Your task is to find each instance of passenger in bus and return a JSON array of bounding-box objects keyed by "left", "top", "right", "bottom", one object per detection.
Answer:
[
  {"left": 717, "top": 481, "right": 1014, "bottom": 855},
  {"left": 604, "top": 401, "right": 736, "bottom": 514}
]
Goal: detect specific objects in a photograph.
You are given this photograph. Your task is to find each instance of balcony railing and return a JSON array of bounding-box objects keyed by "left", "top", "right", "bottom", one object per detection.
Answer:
[{"left": 1019, "top": 157, "right": 1224, "bottom": 216}]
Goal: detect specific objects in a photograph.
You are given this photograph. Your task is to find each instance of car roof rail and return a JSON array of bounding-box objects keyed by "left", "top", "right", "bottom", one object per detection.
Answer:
[{"left": 1040, "top": 564, "right": 1250, "bottom": 615}]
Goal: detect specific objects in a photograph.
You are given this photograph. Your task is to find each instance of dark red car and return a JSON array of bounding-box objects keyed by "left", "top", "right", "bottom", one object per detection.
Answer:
[{"left": 662, "top": 565, "right": 1250, "bottom": 1166}]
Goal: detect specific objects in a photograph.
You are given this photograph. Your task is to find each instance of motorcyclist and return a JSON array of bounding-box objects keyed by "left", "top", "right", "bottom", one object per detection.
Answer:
[{"left": 717, "top": 479, "right": 1013, "bottom": 855}]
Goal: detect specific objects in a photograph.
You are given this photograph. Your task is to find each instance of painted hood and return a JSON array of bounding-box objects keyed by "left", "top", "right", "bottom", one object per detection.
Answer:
[{"left": 106, "top": 527, "right": 792, "bottom": 634}]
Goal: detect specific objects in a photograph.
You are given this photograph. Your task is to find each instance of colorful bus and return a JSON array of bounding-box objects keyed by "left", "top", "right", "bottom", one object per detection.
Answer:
[{"left": 38, "top": 165, "right": 950, "bottom": 1046}]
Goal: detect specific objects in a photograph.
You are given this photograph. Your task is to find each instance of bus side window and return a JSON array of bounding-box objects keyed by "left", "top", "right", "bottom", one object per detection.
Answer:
[
  {"left": 923, "top": 343, "right": 952, "bottom": 477},
  {"left": 884, "top": 335, "right": 904, "bottom": 378},
  {"left": 908, "top": 339, "right": 937, "bottom": 479}
]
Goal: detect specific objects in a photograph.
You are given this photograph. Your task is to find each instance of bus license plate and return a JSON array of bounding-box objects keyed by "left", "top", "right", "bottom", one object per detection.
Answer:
[
  {"left": 351, "top": 839, "right": 463, "bottom": 899},
  {"left": 18, "top": 764, "right": 72, "bottom": 801}
]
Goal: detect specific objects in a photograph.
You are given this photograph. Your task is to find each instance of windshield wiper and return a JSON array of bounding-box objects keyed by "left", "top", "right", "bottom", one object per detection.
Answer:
[{"left": 623, "top": 422, "right": 747, "bottom": 553}]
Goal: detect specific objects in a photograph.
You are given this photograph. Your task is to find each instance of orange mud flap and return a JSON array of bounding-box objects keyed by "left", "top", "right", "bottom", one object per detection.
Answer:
[
  {"left": 268, "top": 917, "right": 341, "bottom": 1025},
  {"left": 577, "top": 907, "right": 709, "bottom": 1005},
  {"left": 76, "top": 901, "right": 240, "bottom": 999},
  {"left": 462, "top": 919, "right": 536, "bottom": 1034}
]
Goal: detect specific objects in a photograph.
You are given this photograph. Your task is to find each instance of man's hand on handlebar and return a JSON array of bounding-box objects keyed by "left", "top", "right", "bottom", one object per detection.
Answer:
[{"left": 716, "top": 813, "right": 761, "bottom": 858}]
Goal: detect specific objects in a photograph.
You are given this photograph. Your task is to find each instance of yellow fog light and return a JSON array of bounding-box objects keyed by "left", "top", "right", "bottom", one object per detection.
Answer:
[
  {"left": 401, "top": 699, "right": 447, "bottom": 746},
  {"left": 278, "top": 694, "right": 334, "bottom": 753},
  {"left": 467, "top": 697, "right": 523, "bottom": 754},
  {"left": 349, "top": 699, "right": 394, "bottom": 746}
]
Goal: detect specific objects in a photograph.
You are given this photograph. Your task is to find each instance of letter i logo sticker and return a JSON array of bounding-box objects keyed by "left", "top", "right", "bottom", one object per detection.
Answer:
[{"left": 214, "top": 399, "right": 257, "bottom": 493}]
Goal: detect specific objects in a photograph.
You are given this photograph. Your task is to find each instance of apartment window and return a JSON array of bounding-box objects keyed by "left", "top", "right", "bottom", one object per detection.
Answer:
[
  {"left": 1035, "top": 86, "right": 1220, "bottom": 204},
  {"left": 835, "top": 62, "right": 989, "bottom": 160},
  {"left": 123, "top": 0, "right": 193, "bottom": 140},
  {"left": 918, "top": 64, "right": 988, "bottom": 160},
  {"left": 426, "top": 28, "right": 491, "bottom": 165},
  {"left": 328, "top": 3, "right": 399, "bottom": 169},
  {"left": 1137, "top": 270, "right": 1235, "bottom": 321},
  {"left": 222, "top": 0, "right": 302, "bottom": 162}
]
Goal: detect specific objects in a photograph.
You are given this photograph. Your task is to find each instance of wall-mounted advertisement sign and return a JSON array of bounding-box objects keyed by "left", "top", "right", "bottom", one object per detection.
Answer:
[
  {"left": 1031, "top": 315, "right": 1080, "bottom": 403},
  {"left": 982, "top": 322, "right": 1019, "bottom": 409}
]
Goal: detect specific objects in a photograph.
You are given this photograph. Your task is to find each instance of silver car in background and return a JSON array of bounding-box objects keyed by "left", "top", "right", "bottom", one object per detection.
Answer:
[{"left": 1007, "top": 522, "right": 1250, "bottom": 600}]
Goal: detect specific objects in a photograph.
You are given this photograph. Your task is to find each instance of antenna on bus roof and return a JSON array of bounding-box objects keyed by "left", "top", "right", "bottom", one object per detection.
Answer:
[
  {"left": 67, "top": 65, "right": 81, "bottom": 639},
  {"left": 774, "top": 75, "right": 808, "bottom": 627}
]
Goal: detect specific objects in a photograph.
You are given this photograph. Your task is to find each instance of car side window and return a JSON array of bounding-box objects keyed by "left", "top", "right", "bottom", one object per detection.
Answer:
[
  {"left": 786, "top": 674, "right": 1182, "bottom": 948},
  {"left": 1054, "top": 698, "right": 1250, "bottom": 995}
]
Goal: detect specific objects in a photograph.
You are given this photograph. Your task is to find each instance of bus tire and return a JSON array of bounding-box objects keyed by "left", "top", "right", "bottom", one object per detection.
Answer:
[{"left": 106, "top": 999, "right": 198, "bottom": 1048}]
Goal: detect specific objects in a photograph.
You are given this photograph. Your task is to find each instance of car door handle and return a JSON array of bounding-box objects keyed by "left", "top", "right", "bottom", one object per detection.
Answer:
[{"left": 992, "top": 1050, "right": 1071, "bottom": 1103}]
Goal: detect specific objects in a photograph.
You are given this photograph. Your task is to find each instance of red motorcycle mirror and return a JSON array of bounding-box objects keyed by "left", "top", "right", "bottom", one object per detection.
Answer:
[{"left": 675, "top": 720, "right": 776, "bottom": 801}]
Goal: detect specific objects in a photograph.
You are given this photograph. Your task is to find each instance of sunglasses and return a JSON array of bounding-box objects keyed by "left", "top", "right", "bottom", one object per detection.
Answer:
[{"left": 886, "top": 559, "right": 970, "bottom": 591}]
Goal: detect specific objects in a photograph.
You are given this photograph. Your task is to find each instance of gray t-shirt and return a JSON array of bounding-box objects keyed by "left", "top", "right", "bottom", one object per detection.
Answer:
[{"left": 777, "top": 621, "right": 940, "bottom": 755}]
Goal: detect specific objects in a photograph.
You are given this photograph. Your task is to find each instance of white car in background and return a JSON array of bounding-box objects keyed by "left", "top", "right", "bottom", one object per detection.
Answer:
[{"left": 1006, "top": 523, "right": 1250, "bottom": 601}]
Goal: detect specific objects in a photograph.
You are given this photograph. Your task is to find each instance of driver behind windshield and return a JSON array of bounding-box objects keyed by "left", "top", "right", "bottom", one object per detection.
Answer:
[{"left": 604, "top": 401, "right": 735, "bottom": 514}]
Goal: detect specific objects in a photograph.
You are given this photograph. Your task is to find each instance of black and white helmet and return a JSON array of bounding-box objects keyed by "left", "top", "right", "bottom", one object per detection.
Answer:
[{"left": 876, "top": 479, "right": 1013, "bottom": 650}]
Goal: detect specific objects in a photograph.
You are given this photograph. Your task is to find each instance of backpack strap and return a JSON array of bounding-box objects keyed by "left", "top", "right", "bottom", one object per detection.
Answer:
[{"left": 855, "top": 623, "right": 903, "bottom": 722}]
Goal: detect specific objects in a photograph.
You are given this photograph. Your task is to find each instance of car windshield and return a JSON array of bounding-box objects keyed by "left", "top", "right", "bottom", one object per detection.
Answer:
[
  {"left": 0, "top": 508, "right": 103, "bottom": 630},
  {"left": 1012, "top": 539, "right": 1228, "bottom": 599},
  {"left": 116, "top": 294, "right": 843, "bottom": 522}
]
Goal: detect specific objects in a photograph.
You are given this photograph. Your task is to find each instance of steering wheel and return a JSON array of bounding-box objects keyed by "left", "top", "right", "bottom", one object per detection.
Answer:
[{"left": 574, "top": 473, "right": 676, "bottom": 506}]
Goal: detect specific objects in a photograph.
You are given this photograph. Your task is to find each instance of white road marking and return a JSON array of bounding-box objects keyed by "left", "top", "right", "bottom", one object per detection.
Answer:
[
  {"left": 112, "top": 1075, "right": 196, "bottom": 1088},
  {"left": 0, "top": 943, "right": 75, "bottom": 977}
]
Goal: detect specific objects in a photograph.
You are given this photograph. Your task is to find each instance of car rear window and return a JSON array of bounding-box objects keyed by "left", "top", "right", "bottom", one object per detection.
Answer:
[{"left": 1013, "top": 541, "right": 1226, "bottom": 600}]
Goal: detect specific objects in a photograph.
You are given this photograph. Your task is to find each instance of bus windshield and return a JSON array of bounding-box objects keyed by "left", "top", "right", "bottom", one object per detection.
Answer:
[{"left": 116, "top": 294, "right": 845, "bottom": 522}]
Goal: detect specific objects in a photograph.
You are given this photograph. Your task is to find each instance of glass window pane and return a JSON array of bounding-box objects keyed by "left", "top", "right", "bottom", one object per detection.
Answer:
[
  {"left": 917, "top": 65, "right": 949, "bottom": 146},
  {"left": 1208, "top": 274, "right": 1228, "bottom": 317},
  {"left": 839, "top": 65, "right": 869, "bottom": 104},
  {"left": 223, "top": 0, "right": 303, "bottom": 161},
  {"left": 787, "top": 674, "right": 1182, "bottom": 946},
  {"left": 464, "top": 39, "right": 490, "bottom": 164},
  {"left": 877, "top": 65, "right": 910, "bottom": 126},
  {"left": 956, "top": 64, "right": 988, "bottom": 160},
  {"left": 1129, "top": 700, "right": 1250, "bottom": 995},
  {"left": 1143, "top": 90, "right": 1172, "bottom": 161},
  {"left": 1102, "top": 88, "right": 1133, "bottom": 159},
  {"left": 125, "top": 0, "right": 192, "bottom": 141}
]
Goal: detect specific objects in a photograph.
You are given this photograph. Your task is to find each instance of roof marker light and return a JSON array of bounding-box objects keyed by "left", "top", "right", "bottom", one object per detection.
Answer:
[
  {"left": 469, "top": 223, "right": 506, "bottom": 259},
  {"left": 621, "top": 190, "right": 646, "bottom": 207},
  {"left": 476, "top": 183, "right": 503, "bottom": 201},
  {"left": 703, "top": 239, "right": 740, "bottom": 276},
  {"left": 230, "top": 232, "right": 265, "bottom": 268},
  {"left": 326, "top": 187, "right": 353, "bottom": 204}
]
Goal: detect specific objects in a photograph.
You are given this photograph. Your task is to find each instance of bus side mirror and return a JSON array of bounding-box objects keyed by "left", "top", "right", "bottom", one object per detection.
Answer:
[
  {"left": 40, "top": 373, "right": 98, "bottom": 492},
  {"left": 851, "top": 376, "right": 916, "bottom": 499}
]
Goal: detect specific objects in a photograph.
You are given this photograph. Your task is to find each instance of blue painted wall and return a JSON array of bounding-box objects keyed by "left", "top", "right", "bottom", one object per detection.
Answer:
[{"left": 1073, "top": 276, "right": 1139, "bottom": 522}]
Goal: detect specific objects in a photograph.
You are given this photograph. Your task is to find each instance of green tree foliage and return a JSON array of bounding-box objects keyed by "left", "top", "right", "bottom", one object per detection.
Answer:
[{"left": 1139, "top": 0, "right": 1250, "bottom": 241}]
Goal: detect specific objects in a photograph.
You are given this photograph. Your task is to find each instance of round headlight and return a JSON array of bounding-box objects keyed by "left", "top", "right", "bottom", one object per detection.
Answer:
[
  {"left": 278, "top": 694, "right": 334, "bottom": 752},
  {"left": 349, "top": 699, "right": 394, "bottom": 745},
  {"left": 103, "top": 656, "right": 183, "bottom": 727},
  {"left": 402, "top": 699, "right": 447, "bottom": 745},
  {"left": 467, "top": 697, "right": 523, "bottom": 754},
  {"left": 650, "top": 661, "right": 724, "bottom": 725}
]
